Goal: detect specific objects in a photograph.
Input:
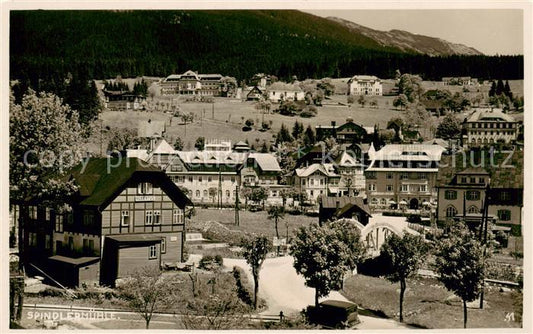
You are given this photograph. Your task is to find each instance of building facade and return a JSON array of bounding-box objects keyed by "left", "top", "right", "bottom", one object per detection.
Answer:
[
  {"left": 267, "top": 82, "right": 305, "bottom": 102},
  {"left": 347, "top": 75, "right": 382, "bottom": 96},
  {"left": 436, "top": 151, "right": 523, "bottom": 233},
  {"left": 160, "top": 70, "right": 223, "bottom": 96},
  {"left": 293, "top": 163, "right": 341, "bottom": 204},
  {"left": 365, "top": 144, "right": 445, "bottom": 210},
  {"left": 462, "top": 108, "right": 518, "bottom": 149},
  {"left": 21, "top": 158, "right": 192, "bottom": 287}
]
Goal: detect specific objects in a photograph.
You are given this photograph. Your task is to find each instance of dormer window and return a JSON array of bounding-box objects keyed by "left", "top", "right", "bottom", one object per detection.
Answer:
[{"left": 137, "top": 182, "right": 153, "bottom": 195}]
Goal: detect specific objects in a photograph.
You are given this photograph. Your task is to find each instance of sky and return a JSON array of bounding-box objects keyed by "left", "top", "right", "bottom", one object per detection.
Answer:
[{"left": 306, "top": 9, "right": 523, "bottom": 55}]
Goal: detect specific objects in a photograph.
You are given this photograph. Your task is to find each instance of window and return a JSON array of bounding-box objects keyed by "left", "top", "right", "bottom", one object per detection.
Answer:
[
  {"left": 203, "top": 190, "right": 207, "bottom": 197},
  {"left": 83, "top": 210, "right": 95, "bottom": 226},
  {"left": 188, "top": 176, "right": 193, "bottom": 183},
  {"left": 460, "top": 177, "right": 467, "bottom": 184},
  {"left": 198, "top": 176, "right": 203, "bottom": 182},
  {"left": 418, "top": 173, "right": 427, "bottom": 180},
  {"left": 153, "top": 211, "right": 161, "bottom": 225},
  {"left": 386, "top": 185, "right": 393, "bottom": 192},
  {"left": 121, "top": 211, "right": 130, "bottom": 227},
  {"left": 29, "top": 206, "right": 38, "bottom": 220},
  {"left": 445, "top": 190, "right": 457, "bottom": 200},
  {"left": 137, "top": 182, "right": 153, "bottom": 195},
  {"left": 470, "top": 177, "right": 476, "bottom": 184},
  {"left": 161, "top": 237, "right": 166, "bottom": 253},
  {"left": 149, "top": 245, "right": 157, "bottom": 259},
  {"left": 479, "top": 177, "right": 485, "bottom": 184},
  {"left": 83, "top": 238, "right": 89, "bottom": 251},
  {"left": 29, "top": 232, "right": 37, "bottom": 247},
  {"left": 310, "top": 179, "right": 314, "bottom": 186},
  {"left": 68, "top": 236, "right": 74, "bottom": 251},
  {"left": 366, "top": 172, "right": 377, "bottom": 179},
  {"left": 419, "top": 185, "right": 427, "bottom": 192},
  {"left": 301, "top": 179, "right": 306, "bottom": 186},
  {"left": 446, "top": 206, "right": 457, "bottom": 217},
  {"left": 145, "top": 211, "right": 153, "bottom": 225},
  {"left": 400, "top": 173, "right": 408, "bottom": 180},
  {"left": 45, "top": 235, "right": 51, "bottom": 249},
  {"left": 401, "top": 185, "right": 409, "bottom": 192},
  {"left": 45, "top": 208, "right": 52, "bottom": 221},
  {"left": 386, "top": 172, "right": 393, "bottom": 179},
  {"left": 231, "top": 176, "right": 236, "bottom": 183},
  {"left": 310, "top": 190, "right": 314, "bottom": 196},
  {"left": 368, "top": 184, "right": 376, "bottom": 191},
  {"left": 226, "top": 190, "right": 230, "bottom": 197},
  {"left": 196, "top": 190, "right": 200, "bottom": 198},
  {"left": 466, "top": 190, "right": 480, "bottom": 201},
  {"left": 468, "top": 206, "right": 479, "bottom": 214},
  {"left": 500, "top": 191, "right": 510, "bottom": 201},
  {"left": 208, "top": 176, "right": 212, "bottom": 182},
  {"left": 55, "top": 214, "right": 64, "bottom": 233},
  {"left": 498, "top": 210, "right": 511, "bottom": 221},
  {"left": 173, "top": 209, "right": 183, "bottom": 224}
]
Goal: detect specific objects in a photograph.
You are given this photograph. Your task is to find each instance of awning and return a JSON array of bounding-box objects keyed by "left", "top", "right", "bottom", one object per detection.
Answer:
[
  {"left": 106, "top": 235, "right": 162, "bottom": 247},
  {"left": 399, "top": 200, "right": 408, "bottom": 205},
  {"left": 48, "top": 255, "right": 100, "bottom": 268},
  {"left": 389, "top": 200, "right": 397, "bottom": 204}
]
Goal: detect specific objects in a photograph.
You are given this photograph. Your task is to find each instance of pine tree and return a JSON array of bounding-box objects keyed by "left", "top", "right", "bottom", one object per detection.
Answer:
[
  {"left": 496, "top": 79, "right": 505, "bottom": 96},
  {"left": 303, "top": 125, "right": 316, "bottom": 147},
  {"left": 489, "top": 81, "right": 496, "bottom": 97},
  {"left": 504, "top": 80, "right": 513, "bottom": 100}
]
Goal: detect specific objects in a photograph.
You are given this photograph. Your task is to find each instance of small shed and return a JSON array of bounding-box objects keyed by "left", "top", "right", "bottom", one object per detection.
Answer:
[{"left": 47, "top": 255, "right": 100, "bottom": 287}]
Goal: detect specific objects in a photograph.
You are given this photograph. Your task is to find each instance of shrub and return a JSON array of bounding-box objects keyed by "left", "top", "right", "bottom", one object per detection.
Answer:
[
  {"left": 245, "top": 118, "right": 255, "bottom": 127},
  {"left": 232, "top": 266, "right": 253, "bottom": 306},
  {"left": 300, "top": 110, "right": 316, "bottom": 118},
  {"left": 407, "top": 214, "right": 421, "bottom": 224},
  {"left": 199, "top": 254, "right": 224, "bottom": 271},
  {"left": 347, "top": 96, "right": 355, "bottom": 104}
]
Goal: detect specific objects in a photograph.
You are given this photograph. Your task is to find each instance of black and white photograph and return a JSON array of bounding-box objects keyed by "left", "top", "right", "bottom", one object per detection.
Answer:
[{"left": 3, "top": 1, "right": 530, "bottom": 331}]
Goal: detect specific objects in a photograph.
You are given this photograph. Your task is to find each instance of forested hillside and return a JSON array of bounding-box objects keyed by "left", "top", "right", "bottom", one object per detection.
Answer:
[{"left": 10, "top": 10, "right": 523, "bottom": 82}]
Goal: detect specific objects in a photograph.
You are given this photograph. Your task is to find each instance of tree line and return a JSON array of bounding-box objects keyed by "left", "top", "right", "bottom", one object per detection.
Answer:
[{"left": 10, "top": 10, "right": 523, "bottom": 83}]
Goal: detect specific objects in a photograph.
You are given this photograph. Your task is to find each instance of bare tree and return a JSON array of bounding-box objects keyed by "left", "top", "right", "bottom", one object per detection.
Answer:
[{"left": 117, "top": 266, "right": 178, "bottom": 329}]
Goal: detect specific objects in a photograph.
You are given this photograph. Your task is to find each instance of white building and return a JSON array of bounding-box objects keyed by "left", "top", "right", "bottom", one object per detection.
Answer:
[
  {"left": 294, "top": 164, "right": 340, "bottom": 204},
  {"left": 267, "top": 82, "right": 305, "bottom": 102},
  {"left": 365, "top": 144, "right": 445, "bottom": 210},
  {"left": 462, "top": 108, "right": 518, "bottom": 149},
  {"left": 347, "top": 75, "right": 382, "bottom": 96}
]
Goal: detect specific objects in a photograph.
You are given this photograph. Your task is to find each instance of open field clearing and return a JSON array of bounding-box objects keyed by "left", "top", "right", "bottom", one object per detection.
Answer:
[
  {"left": 190, "top": 208, "right": 317, "bottom": 239},
  {"left": 342, "top": 274, "right": 522, "bottom": 329}
]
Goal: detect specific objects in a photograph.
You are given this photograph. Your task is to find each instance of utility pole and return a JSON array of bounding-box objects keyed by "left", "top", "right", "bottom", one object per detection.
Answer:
[
  {"left": 479, "top": 181, "right": 491, "bottom": 309},
  {"left": 218, "top": 168, "right": 222, "bottom": 209},
  {"left": 235, "top": 185, "right": 240, "bottom": 226}
]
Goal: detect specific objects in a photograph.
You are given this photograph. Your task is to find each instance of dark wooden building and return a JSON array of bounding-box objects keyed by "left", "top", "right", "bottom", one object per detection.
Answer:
[
  {"left": 318, "top": 195, "right": 371, "bottom": 226},
  {"left": 21, "top": 158, "right": 192, "bottom": 287}
]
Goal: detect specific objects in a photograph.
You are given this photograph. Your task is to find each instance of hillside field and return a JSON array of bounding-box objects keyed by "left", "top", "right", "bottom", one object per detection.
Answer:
[{"left": 85, "top": 79, "right": 523, "bottom": 154}]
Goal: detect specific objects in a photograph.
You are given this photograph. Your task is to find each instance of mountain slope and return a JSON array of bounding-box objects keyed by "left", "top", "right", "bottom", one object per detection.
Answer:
[
  {"left": 10, "top": 10, "right": 521, "bottom": 82},
  {"left": 328, "top": 17, "right": 482, "bottom": 56}
]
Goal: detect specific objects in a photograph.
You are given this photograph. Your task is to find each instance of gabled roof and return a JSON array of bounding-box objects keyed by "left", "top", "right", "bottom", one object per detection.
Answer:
[
  {"left": 371, "top": 144, "right": 445, "bottom": 162},
  {"left": 348, "top": 75, "right": 381, "bottom": 82},
  {"left": 334, "top": 151, "right": 363, "bottom": 167},
  {"left": 152, "top": 138, "right": 176, "bottom": 155},
  {"left": 319, "top": 195, "right": 371, "bottom": 217},
  {"left": 268, "top": 82, "right": 303, "bottom": 92},
  {"left": 66, "top": 158, "right": 192, "bottom": 209},
  {"left": 247, "top": 153, "right": 281, "bottom": 172},
  {"left": 295, "top": 163, "right": 339, "bottom": 177},
  {"left": 466, "top": 108, "right": 516, "bottom": 122}
]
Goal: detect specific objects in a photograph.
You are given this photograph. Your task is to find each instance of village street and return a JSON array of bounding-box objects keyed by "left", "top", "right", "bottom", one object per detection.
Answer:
[{"left": 221, "top": 255, "right": 411, "bottom": 329}]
